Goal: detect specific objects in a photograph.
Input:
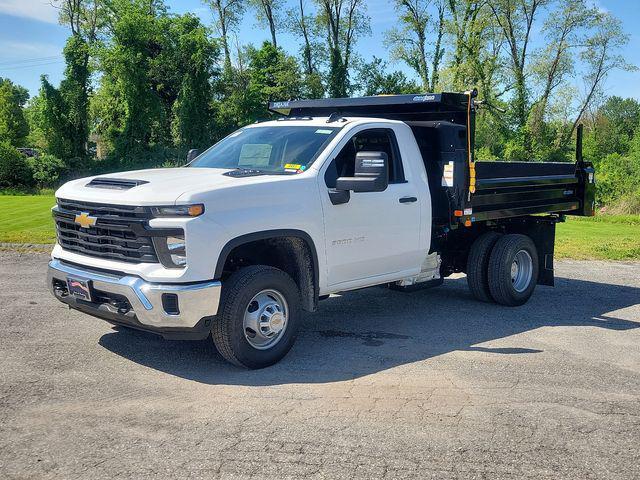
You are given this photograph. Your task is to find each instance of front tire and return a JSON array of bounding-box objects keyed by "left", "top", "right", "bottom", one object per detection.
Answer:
[
  {"left": 212, "top": 265, "right": 301, "bottom": 369},
  {"left": 487, "top": 234, "right": 539, "bottom": 306}
]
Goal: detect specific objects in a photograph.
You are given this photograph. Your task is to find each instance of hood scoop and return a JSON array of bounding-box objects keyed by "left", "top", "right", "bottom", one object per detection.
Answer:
[{"left": 86, "top": 177, "right": 150, "bottom": 190}]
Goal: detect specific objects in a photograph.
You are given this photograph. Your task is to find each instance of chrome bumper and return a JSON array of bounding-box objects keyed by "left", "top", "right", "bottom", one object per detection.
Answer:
[{"left": 47, "top": 259, "right": 221, "bottom": 333}]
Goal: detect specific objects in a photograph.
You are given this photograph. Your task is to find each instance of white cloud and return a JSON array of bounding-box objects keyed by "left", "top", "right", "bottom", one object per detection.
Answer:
[{"left": 0, "top": 0, "right": 59, "bottom": 24}]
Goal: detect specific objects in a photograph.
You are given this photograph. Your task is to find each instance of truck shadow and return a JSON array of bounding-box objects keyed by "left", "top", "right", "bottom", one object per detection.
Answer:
[{"left": 99, "top": 275, "right": 640, "bottom": 385}]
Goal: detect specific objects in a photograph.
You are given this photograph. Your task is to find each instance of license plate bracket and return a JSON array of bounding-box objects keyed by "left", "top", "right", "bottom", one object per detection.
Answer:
[{"left": 66, "top": 277, "right": 92, "bottom": 302}]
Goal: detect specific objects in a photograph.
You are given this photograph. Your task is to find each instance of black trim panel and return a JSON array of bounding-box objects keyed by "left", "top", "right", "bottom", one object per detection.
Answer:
[{"left": 214, "top": 229, "right": 320, "bottom": 289}]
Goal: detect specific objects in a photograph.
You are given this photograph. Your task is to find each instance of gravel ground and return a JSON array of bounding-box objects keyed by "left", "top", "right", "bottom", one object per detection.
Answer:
[{"left": 0, "top": 251, "right": 639, "bottom": 479}]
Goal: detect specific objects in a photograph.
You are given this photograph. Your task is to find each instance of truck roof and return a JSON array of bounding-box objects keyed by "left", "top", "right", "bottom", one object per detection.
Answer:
[{"left": 268, "top": 92, "right": 474, "bottom": 123}]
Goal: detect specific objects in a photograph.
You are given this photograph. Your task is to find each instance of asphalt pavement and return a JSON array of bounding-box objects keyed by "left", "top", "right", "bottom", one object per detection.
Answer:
[{"left": 1, "top": 251, "right": 639, "bottom": 479}]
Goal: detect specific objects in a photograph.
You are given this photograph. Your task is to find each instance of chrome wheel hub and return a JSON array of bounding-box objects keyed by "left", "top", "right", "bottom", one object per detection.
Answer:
[
  {"left": 511, "top": 250, "right": 533, "bottom": 293},
  {"left": 243, "top": 289, "right": 289, "bottom": 350}
]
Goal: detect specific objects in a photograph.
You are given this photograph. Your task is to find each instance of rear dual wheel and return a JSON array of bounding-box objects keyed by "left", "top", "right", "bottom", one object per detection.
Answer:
[{"left": 467, "top": 233, "right": 539, "bottom": 306}]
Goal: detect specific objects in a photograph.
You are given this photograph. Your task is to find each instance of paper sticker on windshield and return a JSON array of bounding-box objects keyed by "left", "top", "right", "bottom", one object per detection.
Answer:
[
  {"left": 284, "top": 163, "right": 302, "bottom": 170},
  {"left": 315, "top": 129, "right": 333, "bottom": 135}
]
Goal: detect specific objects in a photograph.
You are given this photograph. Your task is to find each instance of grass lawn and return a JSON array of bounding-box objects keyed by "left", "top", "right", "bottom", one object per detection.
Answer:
[
  {"left": 556, "top": 215, "right": 640, "bottom": 260},
  {"left": 0, "top": 195, "right": 638, "bottom": 260},
  {"left": 0, "top": 195, "right": 56, "bottom": 244}
]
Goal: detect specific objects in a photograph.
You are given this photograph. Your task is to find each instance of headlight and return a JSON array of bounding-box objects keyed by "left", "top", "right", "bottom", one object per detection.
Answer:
[
  {"left": 151, "top": 204, "right": 204, "bottom": 217},
  {"left": 167, "top": 236, "right": 186, "bottom": 267}
]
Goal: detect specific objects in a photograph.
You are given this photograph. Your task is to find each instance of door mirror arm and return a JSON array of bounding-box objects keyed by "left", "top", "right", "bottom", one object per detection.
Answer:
[
  {"left": 186, "top": 148, "right": 201, "bottom": 163},
  {"left": 328, "top": 188, "right": 350, "bottom": 205}
]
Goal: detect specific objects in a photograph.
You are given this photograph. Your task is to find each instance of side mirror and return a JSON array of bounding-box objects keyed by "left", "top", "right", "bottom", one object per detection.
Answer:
[
  {"left": 335, "top": 151, "right": 389, "bottom": 193},
  {"left": 186, "top": 148, "right": 201, "bottom": 163}
]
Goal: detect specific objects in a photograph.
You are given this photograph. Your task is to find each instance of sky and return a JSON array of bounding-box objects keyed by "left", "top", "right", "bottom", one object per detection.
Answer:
[{"left": 0, "top": 0, "right": 639, "bottom": 101}]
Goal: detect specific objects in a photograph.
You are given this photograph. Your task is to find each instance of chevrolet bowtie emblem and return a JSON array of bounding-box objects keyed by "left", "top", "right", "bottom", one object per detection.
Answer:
[{"left": 74, "top": 212, "right": 97, "bottom": 229}]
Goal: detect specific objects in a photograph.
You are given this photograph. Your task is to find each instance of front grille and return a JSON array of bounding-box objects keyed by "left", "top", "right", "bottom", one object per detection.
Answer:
[{"left": 53, "top": 199, "right": 159, "bottom": 263}]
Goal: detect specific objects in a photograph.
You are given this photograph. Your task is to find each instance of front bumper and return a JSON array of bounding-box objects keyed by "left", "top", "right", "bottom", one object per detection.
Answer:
[{"left": 47, "top": 259, "right": 222, "bottom": 340}]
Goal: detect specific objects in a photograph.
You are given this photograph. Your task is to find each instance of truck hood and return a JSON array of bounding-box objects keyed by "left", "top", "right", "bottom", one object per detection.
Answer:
[{"left": 55, "top": 167, "right": 272, "bottom": 205}]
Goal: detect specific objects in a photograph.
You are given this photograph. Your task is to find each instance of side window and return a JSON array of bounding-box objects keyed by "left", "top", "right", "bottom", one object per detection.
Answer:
[{"left": 324, "top": 129, "right": 405, "bottom": 188}]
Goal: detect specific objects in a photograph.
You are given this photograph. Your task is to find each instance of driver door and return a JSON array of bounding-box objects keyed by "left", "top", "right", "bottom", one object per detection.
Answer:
[{"left": 319, "top": 126, "right": 422, "bottom": 288}]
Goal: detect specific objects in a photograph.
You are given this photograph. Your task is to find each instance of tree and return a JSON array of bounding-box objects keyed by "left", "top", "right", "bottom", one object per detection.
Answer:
[
  {"left": 357, "top": 57, "right": 420, "bottom": 96},
  {"left": 386, "top": 0, "right": 445, "bottom": 91},
  {"left": 315, "top": 0, "right": 370, "bottom": 97},
  {"left": 248, "top": 41, "right": 303, "bottom": 114},
  {"left": 37, "top": 75, "right": 73, "bottom": 160},
  {"left": 34, "top": 1, "right": 103, "bottom": 161},
  {"left": 563, "top": 12, "right": 636, "bottom": 147},
  {"left": 0, "top": 78, "right": 29, "bottom": 147},
  {"left": 93, "top": 1, "right": 220, "bottom": 165},
  {"left": 249, "top": 0, "right": 282, "bottom": 47},
  {"left": 287, "top": 1, "right": 324, "bottom": 98},
  {"left": 528, "top": 0, "right": 594, "bottom": 139},
  {"left": 583, "top": 97, "right": 640, "bottom": 160},
  {"left": 488, "top": 0, "right": 549, "bottom": 132},
  {"left": 599, "top": 97, "right": 640, "bottom": 147},
  {"left": 0, "top": 141, "right": 33, "bottom": 187},
  {"left": 170, "top": 15, "right": 220, "bottom": 151},
  {"left": 205, "top": 0, "right": 245, "bottom": 70}
]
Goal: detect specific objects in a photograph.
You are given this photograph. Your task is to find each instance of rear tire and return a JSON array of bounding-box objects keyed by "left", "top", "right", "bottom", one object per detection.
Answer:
[
  {"left": 212, "top": 265, "right": 301, "bottom": 369},
  {"left": 467, "top": 231, "right": 502, "bottom": 303},
  {"left": 488, "top": 234, "right": 539, "bottom": 307}
]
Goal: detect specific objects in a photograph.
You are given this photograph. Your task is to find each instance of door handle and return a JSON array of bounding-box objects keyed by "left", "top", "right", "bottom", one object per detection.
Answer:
[{"left": 399, "top": 196, "right": 418, "bottom": 204}]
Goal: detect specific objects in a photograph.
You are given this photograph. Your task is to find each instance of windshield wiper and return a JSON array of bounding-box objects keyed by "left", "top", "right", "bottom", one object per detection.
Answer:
[{"left": 223, "top": 168, "right": 272, "bottom": 178}]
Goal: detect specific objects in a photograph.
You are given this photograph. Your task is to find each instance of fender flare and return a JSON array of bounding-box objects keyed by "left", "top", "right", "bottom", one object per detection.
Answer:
[{"left": 214, "top": 229, "right": 320, "bottom": 289}]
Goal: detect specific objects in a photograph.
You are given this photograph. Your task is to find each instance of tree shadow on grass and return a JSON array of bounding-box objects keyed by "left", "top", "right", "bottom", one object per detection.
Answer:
[{"left": 99, "top": 275, "right": 639, "bottom": 385}]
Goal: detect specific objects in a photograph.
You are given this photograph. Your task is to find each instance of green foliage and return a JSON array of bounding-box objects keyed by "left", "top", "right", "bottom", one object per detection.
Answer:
[
  {"left": 36, "top": 76, "right": 73, "bottom": 160},
  {"left": 94, "top": 2, "right": 219, "bottom": 167},
  {"left": 592, "top": 152, "right": 640, "bottom": 207},
  {"left": 248, "top": 42, "right": 302, "bottom": 110},
  {"left": 31, "top": 34, "right": 92, "bottom": 167},
  {"left": 60, "top": 35, "right": 91, "bottom": 159},
  {"left": 0, "top": 78, "right": 29, "bottom": 147},
  {"left": 170, "top": 15, "right": 220, "bottom": 151},
  {"left": 357, "top": 58, "right": 420, "bottom": 96},
  {"left": 315, "top": 0, "right": 369, "bottom": 98},
  {"left": 26, "top": 153, "right": 67, "bottom": 188},
  {"left": 584, "top": 97, "right": 640, "bottom": 159},
  {"left": 0, "top": 141, "right": 33, "bottom": 188},
  {"left": 215, "top": 42, "right": 303, "bottom": 132},
  {"left": 0, "top": 0, "right": 636, "bottom": 209}
]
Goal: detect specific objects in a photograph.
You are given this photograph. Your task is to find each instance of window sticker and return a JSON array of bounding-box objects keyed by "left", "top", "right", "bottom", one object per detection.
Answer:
[
  {"left": 315, "top": 129, "right": 333, "bottom": 135},
  {"left": 239, "top": 144, "right": 272, "bottom": 166},
  {"left": 284, "top": 163, "right": 302, "bottom": 171}
]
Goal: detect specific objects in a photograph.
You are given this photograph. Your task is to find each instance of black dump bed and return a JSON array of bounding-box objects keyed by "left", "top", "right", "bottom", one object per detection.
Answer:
[
  {"left": 409, "top": 120, "right": 595, "bottom": 228},
  {"left": 269, "top": 92, "right": 596, "bottom": 228}
]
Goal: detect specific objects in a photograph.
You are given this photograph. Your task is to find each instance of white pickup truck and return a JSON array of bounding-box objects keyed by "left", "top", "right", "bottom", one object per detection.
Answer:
[{"left": 48, "top": 92, "right": 595, "bottom": 368}]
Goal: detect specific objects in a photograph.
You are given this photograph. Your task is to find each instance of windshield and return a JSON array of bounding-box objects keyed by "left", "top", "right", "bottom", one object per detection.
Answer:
[{"left": 189, "top": 125, "right": 341, "bottom": 174}]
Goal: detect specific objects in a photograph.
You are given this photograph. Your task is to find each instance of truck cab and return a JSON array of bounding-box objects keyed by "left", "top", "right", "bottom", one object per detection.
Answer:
[{"left": 47, "top": 92, "right": 595, "bottom": 368}]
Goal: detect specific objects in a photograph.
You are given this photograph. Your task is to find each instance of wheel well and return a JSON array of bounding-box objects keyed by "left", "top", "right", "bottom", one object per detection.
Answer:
[{"left": 217, "top": 233, "right": 319, "bottom": 312}]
